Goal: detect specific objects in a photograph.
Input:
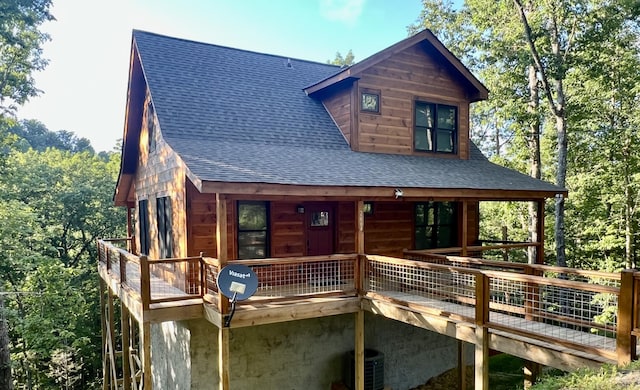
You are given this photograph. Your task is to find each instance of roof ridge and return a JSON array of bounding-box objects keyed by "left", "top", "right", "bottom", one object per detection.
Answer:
[{"left": 132, "top": 29, "right": 342, "bottom": 70}]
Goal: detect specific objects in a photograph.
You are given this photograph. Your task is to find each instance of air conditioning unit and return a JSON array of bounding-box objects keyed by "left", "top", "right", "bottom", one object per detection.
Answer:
[{"left": 343, "top": 349, "right": 384, "bottom": 390}]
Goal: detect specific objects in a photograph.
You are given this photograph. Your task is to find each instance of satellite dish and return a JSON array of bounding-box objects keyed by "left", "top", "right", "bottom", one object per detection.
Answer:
[
  {"left": 216, "top": 264, "right": 259, "bottom": 327},
  {"left": 217, "top": 264, "right": 259, "bottom": 301}
]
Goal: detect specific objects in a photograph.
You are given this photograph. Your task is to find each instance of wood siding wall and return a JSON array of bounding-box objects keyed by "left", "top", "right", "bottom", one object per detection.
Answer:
[
  {"left": 322, "top": 85, "right": 352, "bottom": 145},
  {"left": 183, "top": 198, "right": 480, "bottom": 260},
  {"left": 135, "top": 90, "right": 188, "bottom": 287},
  {"left": 185, "top": 182, "right": 235, "bottom": 258},
  {"left": 354, "top": 43, "right": 471, "bottom": 159}
]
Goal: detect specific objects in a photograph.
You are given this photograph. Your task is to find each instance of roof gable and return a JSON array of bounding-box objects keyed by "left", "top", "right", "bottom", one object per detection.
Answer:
[{"left": 303, "top": 29, "right": 488, "bottom": 102}]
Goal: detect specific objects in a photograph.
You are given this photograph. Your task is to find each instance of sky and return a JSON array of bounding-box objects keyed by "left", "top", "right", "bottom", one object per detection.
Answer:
[{"left": 15, "top": 0, "right": 425, "bottom": 152}]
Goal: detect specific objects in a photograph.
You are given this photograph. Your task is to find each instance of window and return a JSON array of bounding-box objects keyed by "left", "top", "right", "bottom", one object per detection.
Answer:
[
  {"left": 147, "top": 101, "right": 156, "bottom": 153},
  {"left": 157, "top": 197, "right": 173, "bottom": 258},
  {"left": 360, "top": 89, "right": 380, "bottom": 113},
  {"left": 415, "top": 202, "right": 457, "bottom": 249},
  {"left": 414, "top": 102, "right": 457, "bottom": 153},
  {"left": 237, "top": 201, "right": 269, "bottom": 259},
  {"left": 138, "top": 199, "right": 150, "bottom": 255}
]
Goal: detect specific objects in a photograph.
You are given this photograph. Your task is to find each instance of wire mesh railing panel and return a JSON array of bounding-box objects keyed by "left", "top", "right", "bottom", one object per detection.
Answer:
[
  {"left": 205, "top": 263, "right": 220, "bottom": 296},
  {"left": 487, "top": 273, "right": 618, "bottom": 352},
  {"left": 148, "top": 261, "right": 201, "bottom": 301},
  {"left": 366, "top": 258, "right": 476, "bottom": 320},
  {"left": 249, "top": 258, "right": 356, "bottom": 298}
]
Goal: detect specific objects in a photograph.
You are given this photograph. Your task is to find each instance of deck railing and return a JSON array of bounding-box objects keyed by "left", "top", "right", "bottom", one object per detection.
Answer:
[{"left": 97, "top": 239, "right": 637, "bottom": 363}]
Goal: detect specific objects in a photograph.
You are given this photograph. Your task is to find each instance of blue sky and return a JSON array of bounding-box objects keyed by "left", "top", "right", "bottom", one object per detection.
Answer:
[{"left": 16, "top": 0, "right": 425, "bottom": 152}]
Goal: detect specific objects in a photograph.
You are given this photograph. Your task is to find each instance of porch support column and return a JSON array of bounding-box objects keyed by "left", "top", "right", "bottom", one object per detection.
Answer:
[
  {"left": 461, "top": 200, "right": 468, "bottom": 257},
  {"left": 457, "top": 340, "right": 467, "bottom": 390},
  {"left": 354, "top": 200, "right": 365, "bottom": 390},
  {"left": 216, "top": 193, "right": 230, "bottom": 390},
  {"left": 475, "top": 273, "right": 489, "bottom": 390},
  {"left": 141, "top": 321, "right": 152, "bottom": 389},
  {"left": 523, "top": 360, "right": 541, "bottom": 389},
  {"left": 99, "top": 280, "right": 108, "bottom": 390},
  {"left": 121, "top": 304, "right": 131, "bottom": 390},
  {"left": 536, "top": 200, "right": 545, "bottom": 264}
]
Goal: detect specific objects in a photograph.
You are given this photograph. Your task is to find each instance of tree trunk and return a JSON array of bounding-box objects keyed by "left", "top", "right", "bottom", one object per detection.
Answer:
[
  {"left": 0, "top": 296, "right": 13, "bottom": 390},
  {"left": 527, "top": 64, "right": 541, "bottom": 264}
]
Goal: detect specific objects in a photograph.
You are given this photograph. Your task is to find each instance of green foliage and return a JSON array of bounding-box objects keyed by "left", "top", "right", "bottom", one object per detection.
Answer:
[
  {"left": 0, "top": 0, "right": 54, "bottom": 114},
  {"left": 0, "top": 124, "right": 124, "bottom": 388},
  {"left": 327, "top": 49, "right": 355, "bottom": 66},
  {"left": 531, "top": 361, "right": 640, "bottom": 390}
]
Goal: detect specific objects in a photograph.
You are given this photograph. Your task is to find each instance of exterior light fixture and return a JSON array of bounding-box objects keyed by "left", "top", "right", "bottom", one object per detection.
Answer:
[
  {"left": 296, "top": 205, "right": 305, "bottom": 214},
  {"left": 394, "top": 189, "right": 404, "bottom": 199}
]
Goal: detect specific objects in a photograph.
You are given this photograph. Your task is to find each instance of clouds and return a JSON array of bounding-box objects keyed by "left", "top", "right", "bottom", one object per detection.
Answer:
[{"left": 319, "top": 0, "right": 365, "bottom": 25}]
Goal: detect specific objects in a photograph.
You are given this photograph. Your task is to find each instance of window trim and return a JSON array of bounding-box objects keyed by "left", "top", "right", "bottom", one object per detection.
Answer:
[
  {"left": 413, "top": 101, "right": 458, "bottom": 154},
  {"left": 237, "top": 201, "right": 270, "bottom": 260}
]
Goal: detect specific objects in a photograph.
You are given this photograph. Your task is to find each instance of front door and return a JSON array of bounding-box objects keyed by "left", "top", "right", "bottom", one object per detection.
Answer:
[{"left": 305, "top": 203, "right": 335, "bottom": 256}]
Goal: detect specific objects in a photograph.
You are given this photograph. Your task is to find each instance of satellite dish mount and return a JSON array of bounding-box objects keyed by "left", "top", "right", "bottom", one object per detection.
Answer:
[{"left": 216, "top": 264, "right": 259, "bottom": 327}]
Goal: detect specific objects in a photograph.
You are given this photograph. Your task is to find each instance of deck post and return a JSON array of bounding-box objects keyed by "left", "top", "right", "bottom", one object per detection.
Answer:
[
  {"left": 457, "top": 340, "right": 467, "bottom": 390},
  {"left": 617, "top": 269, "right": 636, "bottom": 365},
  {"left": 99, "top": 279, "right": 109, "bottom": 390},
  {"left": 474, "top": 273, "right": 489, "bottom": 390},
  {"left": 121, "top": 304, "right": 132, "bottom": 390},
  {"left": 523, "top": 360, "right": 540, "bottom": 388},
  {"left": 219, "top": 327, "right": 230, "bottom": 390},
  {"left": 355, "top": 200, "right": 365, "bottom": 390},
  {"left": 140, "top": 256, "right": 151, "bottom": 312},
  {"left": 535, "top": 200, "right": 545, "bottom": 264},
  {"left": 216, "top": 193, "right": 231, "bottom": 390},
  {"left": 141, "top": 321, "right": 152, "bottom": 389},
  {"left": 461, "top": 201, "right": 468, "bottom": 257}
]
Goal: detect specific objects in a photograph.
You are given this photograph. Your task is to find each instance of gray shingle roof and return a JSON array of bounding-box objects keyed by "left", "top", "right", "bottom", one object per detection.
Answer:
[{"left": 133, "top": 30, "right": 563, "bottom": 194}]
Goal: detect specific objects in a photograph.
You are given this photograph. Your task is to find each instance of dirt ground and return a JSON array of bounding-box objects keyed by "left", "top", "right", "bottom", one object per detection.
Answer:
[{"left": 409, "top": 365, "right": 475, "bottom": 390}]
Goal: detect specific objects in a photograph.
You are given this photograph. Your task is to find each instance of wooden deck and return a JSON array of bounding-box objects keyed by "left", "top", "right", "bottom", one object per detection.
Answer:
[{"left": 98, "top": 239, "right": 640, "bottom": 387}]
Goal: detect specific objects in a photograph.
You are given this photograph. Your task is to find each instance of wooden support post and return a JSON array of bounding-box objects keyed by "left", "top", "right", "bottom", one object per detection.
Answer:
[
  {"left": 141, "top": 321, "right": 152, "bottom": 389},
  {"left": 355, "top": 310, "right": 365, "bottom": 390},
  {"left": 475, "top": 273, "right": 489, "bottom": 390},
  {"left": 107, "top": 288, "right": 118, "bottom": 390},
  {"left": 140, "top": 256, "right": 151, "bottom": 312},
  {"left": 501, "top": 226, "right": 508, "bottom": 262},
  {"left": 617, "top": 270, "right": 636, "bottom": 365},
  {"left": 99, "top": 279, "right": 109, "bottom": 390},
  {"left": 219, "top": 327, "right": 230, "bottom": 390},
  {"left": 121, "top": 304, "right": 132, "bottom": 390},
  {"left": 355, "top": 200, "right": 365, "bottom": 390},
  {"left": 536, "top": 200, "right": 545, "bottom": 265},
  {"left": 119, "top": 252, "right": 127, "bottom": 285},
  {"left": 523, "top": 360, "right": 541, "bottom": 389},
  {"left": 216, "top": 193, "right": 230, "bottom": 317},
  {"left": 461, "top": 201, "right": 468, "bottom": 257},
  {"left": 355, "top": 200, "right": 365, "bottom": 294},
  {"left": 458, "top": 340, "right": 467, "bottom": 390}
]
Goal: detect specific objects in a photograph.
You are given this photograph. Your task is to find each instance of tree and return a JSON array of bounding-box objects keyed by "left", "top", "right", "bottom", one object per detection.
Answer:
[
  {"left": 327, "top": 49, "right": 355, "bottom": 66},
  {"left": 0, "top": 0, "right": 54, "bottom": 114}
]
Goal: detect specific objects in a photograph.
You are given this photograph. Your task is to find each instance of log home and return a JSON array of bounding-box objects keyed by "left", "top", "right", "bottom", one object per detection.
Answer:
[{"left": 100, "top": 29, "right": 640, "bottom": 390}]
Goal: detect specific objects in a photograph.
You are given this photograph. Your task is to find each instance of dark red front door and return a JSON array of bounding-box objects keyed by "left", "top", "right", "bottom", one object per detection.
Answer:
[{"left": 305, "top": 203, "right": 335, "bottom": 256}]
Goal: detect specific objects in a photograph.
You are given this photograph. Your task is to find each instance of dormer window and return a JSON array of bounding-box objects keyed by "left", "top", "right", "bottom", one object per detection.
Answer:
[
  {"left": 414, "top": 102, "right": 457, "bottom": 153},
  {"left": 360, "top": 89, "right": 380, "bottom": 114}
]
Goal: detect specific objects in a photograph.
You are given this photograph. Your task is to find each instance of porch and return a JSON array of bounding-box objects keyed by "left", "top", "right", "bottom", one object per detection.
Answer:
[{"left": 98, "top": 238, "right": 639, "bottom": 390}]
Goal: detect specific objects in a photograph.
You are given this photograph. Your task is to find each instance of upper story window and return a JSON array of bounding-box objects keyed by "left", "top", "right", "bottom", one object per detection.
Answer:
[
  {"left": 147, "top": 101, "right": 156, "bottom": 153},
  {"left": 414, "top": 102, "right": 457, "bottom": 154},
  {"left": 138, "top": 199, "right": 150, "bottom": 255},
  {"left": 237, "top": 201, "right": 269, "bottom": 259},
  {"left": 415, "top": 202, "right": 457, "bottom": 249},
  {"left": 360, "top": 89, "right": 380, "bottom": 114},
  {"left": 156, "top": 196, "right": 173, "bottom": 258}
]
